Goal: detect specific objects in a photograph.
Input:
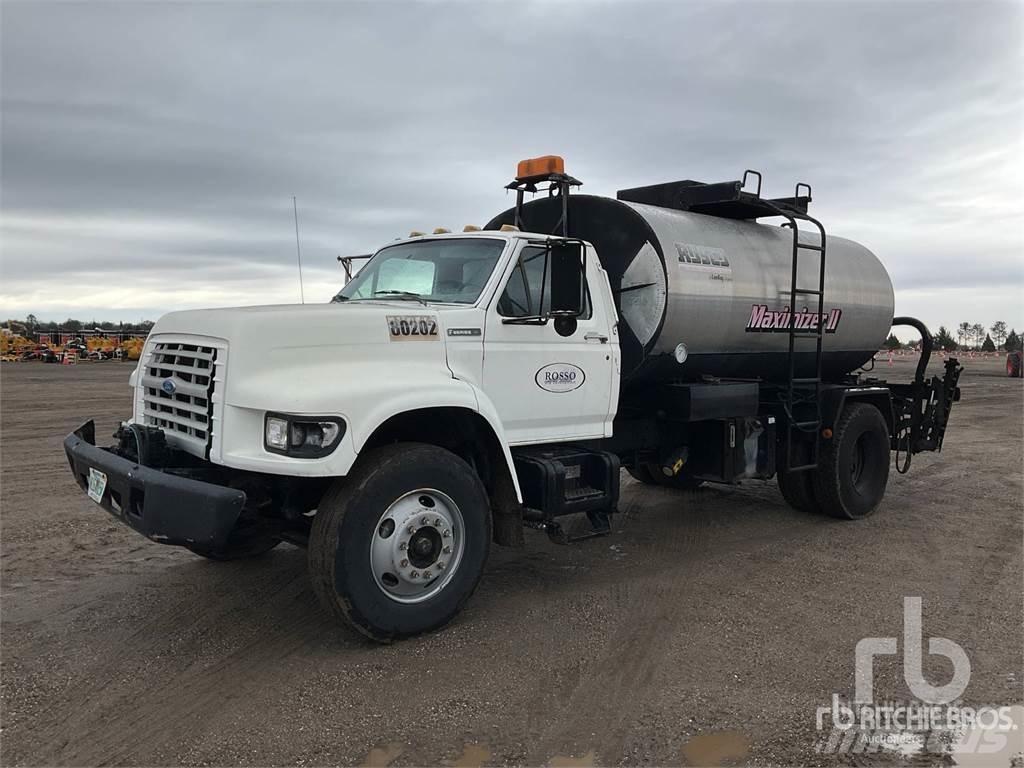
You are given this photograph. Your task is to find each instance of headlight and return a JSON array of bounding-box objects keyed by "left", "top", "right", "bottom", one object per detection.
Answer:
[{"left": 264, "top": 413, "right": 345, "bottom": 458}]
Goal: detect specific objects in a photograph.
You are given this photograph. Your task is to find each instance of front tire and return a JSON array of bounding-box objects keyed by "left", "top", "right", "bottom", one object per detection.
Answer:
[
  {"left": 812, "top": 403, "right": 890, "bottom": 520},
  {"left": 309, "top": 443, "right": 491, "bottom": 642}
]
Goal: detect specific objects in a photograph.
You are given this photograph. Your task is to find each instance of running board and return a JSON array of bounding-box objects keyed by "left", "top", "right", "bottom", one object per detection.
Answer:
[{"left": 513, "top": 446, "right": 620, "bottom": 544}]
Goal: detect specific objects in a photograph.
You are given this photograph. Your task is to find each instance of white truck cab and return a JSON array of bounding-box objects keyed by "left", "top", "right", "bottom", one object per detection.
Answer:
[{"left": 135, "top": 231, "right": 619, "bottom": 481}]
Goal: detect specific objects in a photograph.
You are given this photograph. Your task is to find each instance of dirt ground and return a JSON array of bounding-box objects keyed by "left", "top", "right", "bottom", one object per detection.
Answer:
[{"left": 1, "top": 356, "right": 1021, "bottom": 767}]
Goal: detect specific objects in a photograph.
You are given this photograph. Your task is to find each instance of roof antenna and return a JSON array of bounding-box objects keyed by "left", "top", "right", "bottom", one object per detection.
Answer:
[{"left": 292, "top": 196, "right": 306, "bottom": 304}]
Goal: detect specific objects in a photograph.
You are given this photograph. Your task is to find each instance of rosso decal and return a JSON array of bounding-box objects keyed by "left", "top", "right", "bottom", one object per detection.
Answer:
[
  {"left": 387, "top": 315, "right": 438, "bottom": 341},
  {"left": 535, "top": 363, "right": 586, "bottom": 393},
  {"left": 746, "top": 304, "right": 843, "bottom": 333}
]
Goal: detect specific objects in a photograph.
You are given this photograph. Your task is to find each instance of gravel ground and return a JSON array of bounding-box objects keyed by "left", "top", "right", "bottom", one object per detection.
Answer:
[{"left": 1, "top": 357, "right": 1021, "bottom": 766}]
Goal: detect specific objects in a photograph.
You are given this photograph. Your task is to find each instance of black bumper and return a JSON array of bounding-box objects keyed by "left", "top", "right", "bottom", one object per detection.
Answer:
[{"left": 63, "top": 420, "right": 246, "bottom": 548}]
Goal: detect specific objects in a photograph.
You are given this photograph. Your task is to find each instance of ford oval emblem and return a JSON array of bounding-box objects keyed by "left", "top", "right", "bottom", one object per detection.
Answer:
[
  {"left": 535, "top": 363, "right": 586, "bottom": 393},
  {"left": 161, "top": 378, "right": 176, "bottom": 395}
]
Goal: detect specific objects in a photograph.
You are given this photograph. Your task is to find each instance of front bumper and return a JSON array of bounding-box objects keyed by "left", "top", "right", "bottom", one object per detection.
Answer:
[{"left": 63, "top": 420, "right": 246, "bottom": 548}]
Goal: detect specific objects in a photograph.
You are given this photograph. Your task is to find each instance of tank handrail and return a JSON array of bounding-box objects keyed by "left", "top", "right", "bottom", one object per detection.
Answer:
[{"left": 892, "top": 316, "right": 932, "bottom": 384}]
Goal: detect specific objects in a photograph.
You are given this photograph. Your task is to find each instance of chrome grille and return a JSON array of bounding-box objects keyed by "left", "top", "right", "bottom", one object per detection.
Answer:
[{"left": 141, "top": 341, "right": 218, "bottom": 455}]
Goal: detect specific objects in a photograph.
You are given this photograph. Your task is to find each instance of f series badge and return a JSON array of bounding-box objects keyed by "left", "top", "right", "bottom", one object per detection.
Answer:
[{"left": 387, "top": 315, "right": 438, "bottom": 341}]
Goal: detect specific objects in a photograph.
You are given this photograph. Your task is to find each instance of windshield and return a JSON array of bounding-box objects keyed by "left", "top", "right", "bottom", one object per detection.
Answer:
[{"left": 333, "top": 238, "right": 506, "bottom": 305}]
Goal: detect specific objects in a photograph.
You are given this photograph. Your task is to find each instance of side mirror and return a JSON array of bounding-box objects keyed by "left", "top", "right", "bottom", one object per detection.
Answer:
[{"left": 548, "top": 241, "right": 585, "bottom": 318}]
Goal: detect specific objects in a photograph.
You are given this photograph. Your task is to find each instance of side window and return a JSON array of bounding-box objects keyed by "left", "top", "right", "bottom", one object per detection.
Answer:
[
  {"left": 497, "top": 261, "right": 530, "bottom": 316},
  {"left": 497, "top": 246, "right": 591, "bottom": 319}
]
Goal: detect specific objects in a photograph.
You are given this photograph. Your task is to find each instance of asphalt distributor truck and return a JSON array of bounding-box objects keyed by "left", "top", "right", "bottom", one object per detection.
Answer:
[{"left": 64, "top": 157, "right": 961, "bottom": 640}]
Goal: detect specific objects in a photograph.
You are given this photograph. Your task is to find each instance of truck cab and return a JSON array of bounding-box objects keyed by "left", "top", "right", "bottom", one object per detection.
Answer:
[{"left": 65, "top": 220, "right": 629, "bottom": 640}]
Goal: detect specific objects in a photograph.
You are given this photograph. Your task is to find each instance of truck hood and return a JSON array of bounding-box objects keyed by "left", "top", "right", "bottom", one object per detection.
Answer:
[
  {"left": 153, "top": 301, "right": 449, "bottom": 348},
  {"left": 148, "top": 302, "right": 463, "bottom": 412}
]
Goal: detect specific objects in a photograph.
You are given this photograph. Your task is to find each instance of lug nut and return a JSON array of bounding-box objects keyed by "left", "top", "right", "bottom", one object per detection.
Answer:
[
  {"left": 400, "top": 559, "right": 409, "bottom": 568},
  {"left": 410, "top": 571, "right": 419, "bottom": 579},
  {"left": 420, "top": 516, "right": 429, "bottom": 525},
  {"left": 436, "top": 561, "right": 445, "bottom": 570},
  {"left": 442, "top": 529, "right": 450, "bottom": 538},
  {"left": 407, "top": 525, "right": 416, "bottom": 534},
  {"left": 434, "top": 518, "right": 442, "bottom": 526},
  {"left": 443, "top": 546, "right": 451, "bottom": 554},
  {"left": 399, "top": 542, "right": 407, "bottom": 550}
]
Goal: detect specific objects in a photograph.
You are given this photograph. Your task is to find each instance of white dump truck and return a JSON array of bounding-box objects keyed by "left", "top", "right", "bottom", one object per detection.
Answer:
[{"left": 64, "top": 157, "right": 961, "bottom": 640}]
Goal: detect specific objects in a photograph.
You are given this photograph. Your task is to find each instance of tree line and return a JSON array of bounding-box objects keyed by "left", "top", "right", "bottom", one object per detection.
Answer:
[
  {"left": 888, "top": 320, "right": 1022, "bottom": 353},
  {"left": 5, "top": 314, "right": 155, "bottom": 335}
]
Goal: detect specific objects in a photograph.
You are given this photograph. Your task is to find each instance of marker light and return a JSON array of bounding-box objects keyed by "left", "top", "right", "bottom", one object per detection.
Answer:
[
  {"left": 516, "top": 155, "right": 565, "bottom": 180},
  {"left": 500, "top": 224, "right": 520, "bottom": 232},
  {"left": 409, "top": 230, "right": 425, "bottom": 237},
  {"left": 433, "top": 227, "right": 451, "bottom": 234},
  {"left": 463, "top": 225, "right": 481, "bottom": 232}
]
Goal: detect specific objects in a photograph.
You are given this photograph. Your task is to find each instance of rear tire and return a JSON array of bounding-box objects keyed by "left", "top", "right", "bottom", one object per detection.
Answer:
[
  {"left": 308, "top": 443, "right": 491, "bottom": 642},
  {"left": 625, "top": 464, "right": 658, "bottom": 484},
  {"left": 777, "top": 468, "right": 820, "bottom": 514},
  {"left": 652, "top": 468, "right": 705, "bottom": 490},
  {"left": 812, "top": 403, "right": 890, "bottom": 520},
  {"left": 627, "top": 463, "right": 704, "bottom": 490}
]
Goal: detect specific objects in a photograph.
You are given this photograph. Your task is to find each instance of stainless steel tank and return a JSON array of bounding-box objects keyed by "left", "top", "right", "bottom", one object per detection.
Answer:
[{"left": 486, "top": 195, "right": 895, "bottom": 383}]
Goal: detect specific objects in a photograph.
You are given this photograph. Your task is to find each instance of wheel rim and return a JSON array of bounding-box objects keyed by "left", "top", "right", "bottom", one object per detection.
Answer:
[
  {"left": 850, "top": 434, "right": 867, "bottom": 488},
  {"left": 369, "top": 489, "right": 465, "bottom": 604}
]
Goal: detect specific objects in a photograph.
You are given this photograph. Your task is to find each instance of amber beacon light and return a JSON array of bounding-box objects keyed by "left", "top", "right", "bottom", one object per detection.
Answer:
[{"left": 516, "top": 155, "right": 565, "bottom": 181}]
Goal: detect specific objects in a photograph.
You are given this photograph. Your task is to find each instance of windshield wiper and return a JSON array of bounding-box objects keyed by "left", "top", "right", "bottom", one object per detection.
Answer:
[
  {"left": 331, "top": 294, "right": 350, "bottom": 303},
  {"left": 374, "top": 290, "right": 428, "bottom": 306}
]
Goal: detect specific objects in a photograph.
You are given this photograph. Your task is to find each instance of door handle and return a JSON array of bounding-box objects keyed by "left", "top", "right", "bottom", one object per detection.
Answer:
[{"left": 584, "top": 332, "right": 608, "bottom": 344}]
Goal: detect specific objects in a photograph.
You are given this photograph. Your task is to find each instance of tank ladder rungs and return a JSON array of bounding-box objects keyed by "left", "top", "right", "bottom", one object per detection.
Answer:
[
  {"left": 792, "top": 288, "right": 822, "bottom": 297},
  {"left": 791, "top": 377, "right": 821, "bottom": 384},
  {"left": 797, "top": 243, "right": 824, "bottom": 252},
  {"left": 790, "top": 331, "right": 825, "bottom": 338}
]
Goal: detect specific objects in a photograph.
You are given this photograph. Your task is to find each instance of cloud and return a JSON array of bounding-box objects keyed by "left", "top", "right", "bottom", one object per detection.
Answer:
[{"left": 2, "top": 0, "right": 1022, "bottom": 335}]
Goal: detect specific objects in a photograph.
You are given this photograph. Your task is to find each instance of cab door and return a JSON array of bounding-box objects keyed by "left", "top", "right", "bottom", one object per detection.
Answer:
[{"left": 481, "top": 241, "right": 618, "bottom": 445}]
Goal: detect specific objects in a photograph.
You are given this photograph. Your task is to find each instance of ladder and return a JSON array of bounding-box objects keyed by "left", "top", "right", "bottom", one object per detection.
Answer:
[{"left": 773, "top": 184, "right": 828, "bottom": 472}]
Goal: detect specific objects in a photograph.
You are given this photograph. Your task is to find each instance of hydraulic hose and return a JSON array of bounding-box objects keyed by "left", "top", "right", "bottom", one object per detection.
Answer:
[{"left": 892, "top": 316, "right": 932, "bottom": 384}]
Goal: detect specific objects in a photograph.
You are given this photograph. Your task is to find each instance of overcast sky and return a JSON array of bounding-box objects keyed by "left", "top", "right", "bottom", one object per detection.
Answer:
[{"left": 2, "top": 1, "right": 1022, "bottom": 339}]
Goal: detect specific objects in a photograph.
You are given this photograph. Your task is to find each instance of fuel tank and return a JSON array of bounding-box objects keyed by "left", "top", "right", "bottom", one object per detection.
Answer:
[{"left": 486, "top": 195, "right": 894, "bottom": 383}]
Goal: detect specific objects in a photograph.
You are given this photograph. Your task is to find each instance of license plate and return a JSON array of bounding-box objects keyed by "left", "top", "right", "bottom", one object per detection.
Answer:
[{"left": 87, "top": 467, "right": 108, "bottom": 504}]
